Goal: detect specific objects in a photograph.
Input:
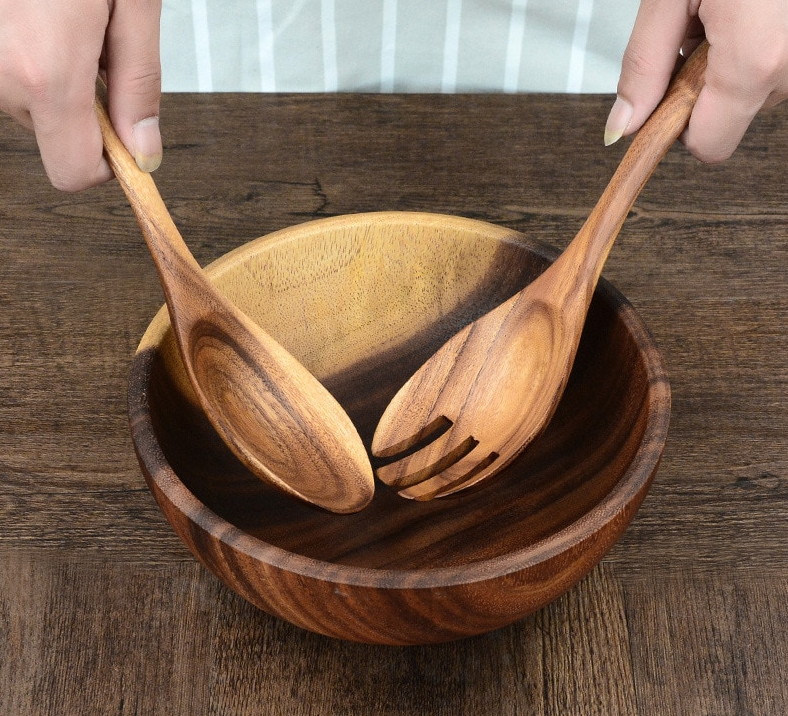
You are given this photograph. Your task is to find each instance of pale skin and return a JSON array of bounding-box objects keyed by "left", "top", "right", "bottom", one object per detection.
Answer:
[
  {"left": 0, "top": 0, "right": 162, "bottom": 192},
  {"left": 1, "top": 0, "right": 787, "bottom": 192},
  {"left": 605, "top": 0, "right": 788, "bottom": 162}
]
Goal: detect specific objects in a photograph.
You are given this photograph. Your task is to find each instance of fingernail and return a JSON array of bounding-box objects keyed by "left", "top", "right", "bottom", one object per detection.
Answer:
[
  {"left": 132, "top": 116, "right": 162, "bottom": 172},
  {"left": 604, "top": 96, "right": 634, "bottom": 146}
]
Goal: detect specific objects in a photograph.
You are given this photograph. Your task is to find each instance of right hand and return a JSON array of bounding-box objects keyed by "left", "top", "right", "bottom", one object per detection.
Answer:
[
  {"left": 605, "top": 0, "right": 788, "bottom": 163},
  {"left": 0, "top": 0, "right": 162, "bottom": 191}
]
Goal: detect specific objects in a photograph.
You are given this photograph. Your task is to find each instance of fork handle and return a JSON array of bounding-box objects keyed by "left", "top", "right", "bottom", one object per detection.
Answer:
[{"left": 564, "top": 40, "right": 709, "bottom": 295}]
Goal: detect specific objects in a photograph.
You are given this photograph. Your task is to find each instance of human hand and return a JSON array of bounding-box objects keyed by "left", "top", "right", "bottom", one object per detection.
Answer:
[
  {"left": 604, "top": 0, "right": 788, "bottom": 162},
  {"left": 0, "top": 0, "right": 162, "bottom": 191}
]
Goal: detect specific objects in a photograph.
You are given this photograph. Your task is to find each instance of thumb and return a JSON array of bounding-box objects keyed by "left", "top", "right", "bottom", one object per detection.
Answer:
[
  {"left": 605, "top": 0, "right": 690, "bottom": 145},
  {"left": 104, "top": 0, "right": 163, "bottom": 172}
]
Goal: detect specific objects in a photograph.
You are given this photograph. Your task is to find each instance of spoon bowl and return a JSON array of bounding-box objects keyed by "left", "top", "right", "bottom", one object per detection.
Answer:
[{"left": 95, "top": 87, "right": 374, "bottom": 513}]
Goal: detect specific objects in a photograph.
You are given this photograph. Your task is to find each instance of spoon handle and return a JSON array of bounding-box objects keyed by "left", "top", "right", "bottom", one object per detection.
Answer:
[
  {"left": 566, "top": 40, "right": 709, "bottom": 289},
  {"left": 93, "top": 81, "right": 208, "bottom": 310}
]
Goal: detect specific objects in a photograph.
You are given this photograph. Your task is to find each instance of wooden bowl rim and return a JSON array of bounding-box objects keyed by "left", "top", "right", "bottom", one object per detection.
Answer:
[{"left": 129, "top": 211, "right": 671, "bottom": 589}]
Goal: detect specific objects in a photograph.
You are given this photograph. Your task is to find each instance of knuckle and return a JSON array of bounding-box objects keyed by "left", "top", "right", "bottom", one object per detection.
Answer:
[
  {"left": 11, "top": 55, "right": 77, "bottom": 111},
  {"left": 126, "top": 67, "right": 163, "bottom": 97},
  {"left": 748, "top": 42, "right": 788, "bottom": 88},
  {"left": 682, "top": 135, "right": 733, "bottom": 164},
  {"left": 47, "top": 165, "right": 103, "bottom": 193},
  {"left": 14, "top": 60, "right": 54, "bottom": 102},
  {"left": 621, "top": 45, "right": 661, "bottom": 82},
  {"left": 48, "top": 171, "right": 84, "bottom": 193}
]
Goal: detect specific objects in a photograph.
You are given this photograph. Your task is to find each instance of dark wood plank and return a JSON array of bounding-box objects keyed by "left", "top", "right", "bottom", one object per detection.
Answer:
[
  {"left": 624, "top": 569, "right": 788, "bottom": 716},
  {"left": 3, "top": 554, "right": 787, "bottom": 714},
  {"left": 0, "top": 552, "right": 215, "bottom": 715},
  {"left": 1, "top": 92, "right": 787, "bottom": 713},
  {"left": 537, "top": 566, "right": 638, "bottom": 716},
  {"left": 2, "top": 95, "right": 787, "bottom": 565}
]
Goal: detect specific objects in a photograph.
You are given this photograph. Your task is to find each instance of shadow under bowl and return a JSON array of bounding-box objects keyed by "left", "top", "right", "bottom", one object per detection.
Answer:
[{"left": 128, "top": 211, "right": 670, "bottom": 645}]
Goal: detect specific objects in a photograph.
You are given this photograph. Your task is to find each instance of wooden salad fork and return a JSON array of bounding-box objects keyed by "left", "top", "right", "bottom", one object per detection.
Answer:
[{"left": 372, "top": 42, "right": 708, "bottom": 500}]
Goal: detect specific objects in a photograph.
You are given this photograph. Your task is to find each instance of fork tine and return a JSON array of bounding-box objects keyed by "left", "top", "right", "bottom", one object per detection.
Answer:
[
  {"left": 374, "top": 428, "right": 478, "bottom": 489},
  {"left": 371, "top": 415, "right": 452, "bottom": 459},
  {"left": 398, "top": 450, "right": 501, "bottom": 500}
]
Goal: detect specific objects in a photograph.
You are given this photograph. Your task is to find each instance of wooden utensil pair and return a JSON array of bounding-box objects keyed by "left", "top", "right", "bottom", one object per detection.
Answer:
[{"left": 101, "top": 41, "right": 706, "bottom": 510}]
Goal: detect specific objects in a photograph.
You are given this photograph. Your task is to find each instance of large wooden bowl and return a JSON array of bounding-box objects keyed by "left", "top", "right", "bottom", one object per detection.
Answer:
[{"left": 128, "top": 212, "right": 670, "bottom": 645}]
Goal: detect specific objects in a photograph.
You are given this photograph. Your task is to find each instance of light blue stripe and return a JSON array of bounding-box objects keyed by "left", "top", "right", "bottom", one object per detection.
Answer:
[
  {"left": 442, "top": 0, "right": 463, "bottom": 93},
  {"left": 256, "top": 0, "right": 276, "bottom": 91},
  {"left": 504, "top": 0, "right": 528, "bottom": 93},
  {"left": 191, "top": 0, "right": 213, "bottom": 91},
  {"left": 381, "top": 0, "right": 398, "bottom": 92},
  {"left": 322, "top": 0, "right": 338, "bottom": 91},
  {"left": 567, "top": 0, "right": 594, "bottom": 92}
]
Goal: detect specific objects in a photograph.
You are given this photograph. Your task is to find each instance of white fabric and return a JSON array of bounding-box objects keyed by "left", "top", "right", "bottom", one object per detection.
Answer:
[{"left": 161, "top": 0, "right": 638, "bottom": 93}]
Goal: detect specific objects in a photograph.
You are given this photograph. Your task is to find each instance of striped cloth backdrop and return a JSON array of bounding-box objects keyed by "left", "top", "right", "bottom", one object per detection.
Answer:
[{"left": 161, "top": 0, "right": 638, "bottom": 93}]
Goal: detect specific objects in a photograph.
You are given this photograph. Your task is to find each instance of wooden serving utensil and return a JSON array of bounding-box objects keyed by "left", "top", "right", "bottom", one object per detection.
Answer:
[
  {"left": 372, "top": 41, "right": 708, "bottom": 500},
  {"left": 95, "top": 84, "right": 374, "bottom": 513}
]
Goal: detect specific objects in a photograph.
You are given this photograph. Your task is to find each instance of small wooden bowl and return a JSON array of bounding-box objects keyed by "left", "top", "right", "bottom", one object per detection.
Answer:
[{"left": 128, "top": 212, "right": 670, "bottom": 645}]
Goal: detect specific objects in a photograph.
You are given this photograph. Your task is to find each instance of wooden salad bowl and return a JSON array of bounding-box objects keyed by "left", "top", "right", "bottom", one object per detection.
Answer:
[{"left": 128, "top": 211, "right": 671, "bottom": 645}]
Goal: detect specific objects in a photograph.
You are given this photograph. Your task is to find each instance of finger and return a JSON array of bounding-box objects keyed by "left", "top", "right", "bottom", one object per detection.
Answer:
[
  {"left": 31, "top": 77, "right": 114, "bottom": 191},
  {"left": 104, "top": 0, "right": 163, "bottom": 172},
  {"left": 605, "top": 0, "right": 691, "bottom": 145},
  {"left": 0, "top": 2, "right": 110, "bottom": 190},
  {"left": 681, "top": 43, "right": 768, "bottom": 163}
]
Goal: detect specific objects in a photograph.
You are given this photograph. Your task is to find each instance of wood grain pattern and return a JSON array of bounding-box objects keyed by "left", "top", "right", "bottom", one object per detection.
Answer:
[
  {"left": 1, "top": 89, "right": 787, "bottom": 709},
  {"left": 95, "top": 87, "right": 374, "bottom": 514},
  {"left": 129, "top": 211, "right": 669, "bottom": 644},
  {"left": 371, "top": 43, "right": 706, "bottom": 500},
  {"left": 2, "top": 556, "right": 787, "bottom": 715}
]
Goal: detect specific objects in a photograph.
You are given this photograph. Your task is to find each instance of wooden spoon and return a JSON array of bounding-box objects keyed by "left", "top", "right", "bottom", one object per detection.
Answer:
[
  {"left": 372, "top": 41, "right": 708, "bottom": 500},
  {"left": 95, "top": 85, "right": 374, "bottom": 513}
]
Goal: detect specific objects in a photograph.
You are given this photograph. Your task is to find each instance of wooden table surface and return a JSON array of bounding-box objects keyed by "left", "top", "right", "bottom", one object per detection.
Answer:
[{"left": 1, "top": 92, "right": 787, "bottom": 715}]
